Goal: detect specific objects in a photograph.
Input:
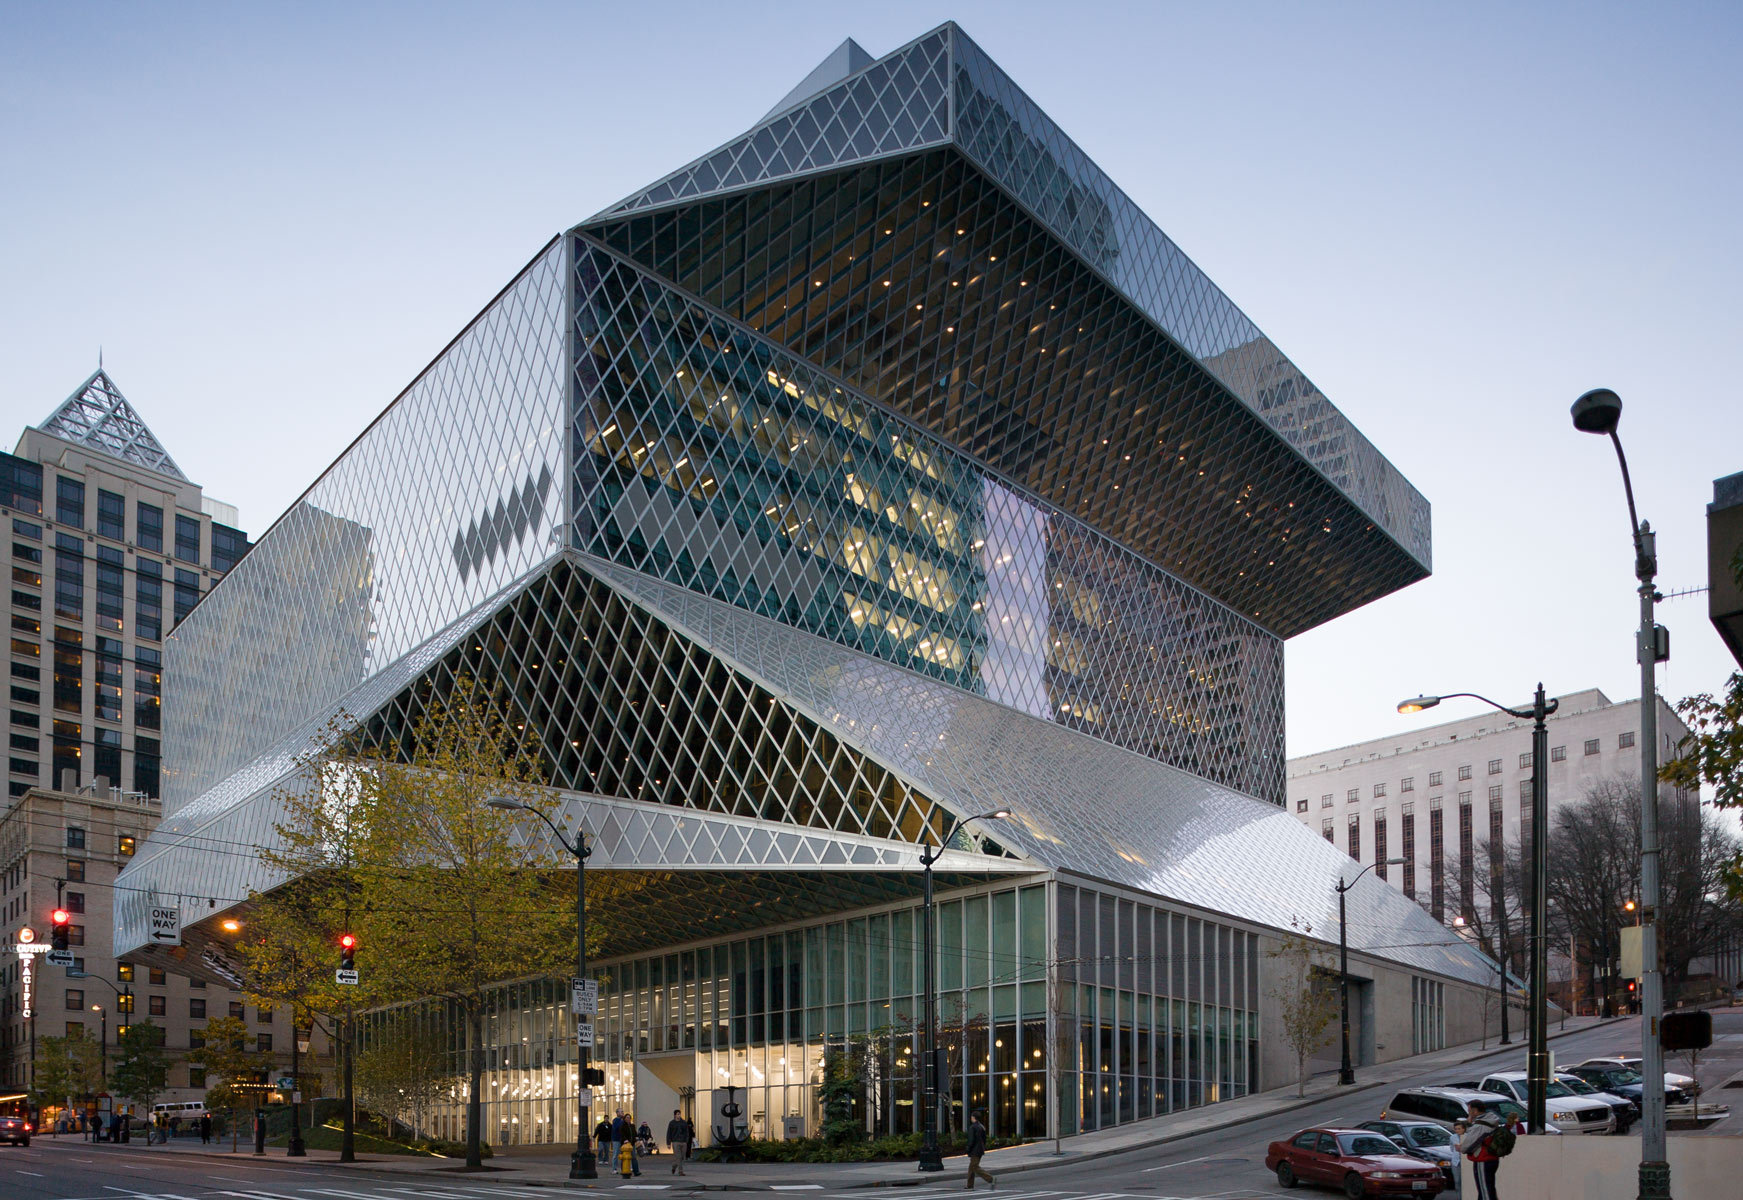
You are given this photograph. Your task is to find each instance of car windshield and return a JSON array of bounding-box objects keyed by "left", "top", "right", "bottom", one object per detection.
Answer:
[
  {"left": 1545, "top": 1081, "right": 1575, "bottom": 1098},
  {"left": 1406, "top": 1125, "right": 1453, "bottom": 1147},
  {"left": 1341, "top": 1135, "right": 1401, "bottom": 1157},
  {"left": 1560, "top": 1077, "right": 1595, "bottom": 1093},
  {"left": 1611, "top": 1070, "right": 1643, "bottom": 1084}
]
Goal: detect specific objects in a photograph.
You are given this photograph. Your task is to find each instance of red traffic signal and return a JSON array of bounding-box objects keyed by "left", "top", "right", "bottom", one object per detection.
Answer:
[
  {"left": 338, "top": 932, "right": 357, "bottom": 971},
  {"left": 50, "top": 908, "right": 71, "bottom": 952}
]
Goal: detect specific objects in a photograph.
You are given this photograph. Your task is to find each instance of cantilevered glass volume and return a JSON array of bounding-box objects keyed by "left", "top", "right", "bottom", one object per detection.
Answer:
[{"left": 118, "top": 23, "right": 1481, "bottom": 1146}]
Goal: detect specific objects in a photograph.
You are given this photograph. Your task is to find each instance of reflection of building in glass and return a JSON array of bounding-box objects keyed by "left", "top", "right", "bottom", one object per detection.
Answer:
[{"left": 118, "top": 24, "right": 1493, "bottom": 1146}]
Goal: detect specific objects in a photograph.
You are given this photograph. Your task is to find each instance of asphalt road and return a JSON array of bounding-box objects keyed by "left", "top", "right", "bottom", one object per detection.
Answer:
[{"left": 3, "top": 1011, "right": 1737, "bottom": 1200}]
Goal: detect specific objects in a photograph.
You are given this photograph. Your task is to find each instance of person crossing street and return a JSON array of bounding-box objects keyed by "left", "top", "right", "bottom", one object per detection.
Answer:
[
  {"left": 666, "top": 1108, "right": 694, "bottom": 1176},
  {"left": 964, "top": 1109, "right": 995, "bottom": 1191}
]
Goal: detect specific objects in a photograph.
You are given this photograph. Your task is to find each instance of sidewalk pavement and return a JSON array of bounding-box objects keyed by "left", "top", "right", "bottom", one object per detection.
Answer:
[{"left": 54, "top": 1016, "right": 1619, "bottom": 1189}]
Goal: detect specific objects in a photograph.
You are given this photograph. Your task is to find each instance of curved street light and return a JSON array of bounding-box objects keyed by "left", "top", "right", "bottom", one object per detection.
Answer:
[
  {"left": 1399, "top": 686, "right": 1557, "bottom": 1123},
  {"left": 486, "top": 796, "right": 597, "bottom": 1180},
  {"left": 916, "top": 808, "right": 1010, "bottom": 1172},
  {"left": 1571, "top": 386, "right": 1671, "bottom": 1200},
  {"left": 1334, "top": 858, "right": 1405, "bottom": 1085}
]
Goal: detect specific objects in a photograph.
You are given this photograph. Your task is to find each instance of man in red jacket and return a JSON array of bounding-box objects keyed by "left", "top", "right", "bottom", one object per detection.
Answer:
[{"left": 1460, "top": 1101, "right": 1502, "bottom": 1199}]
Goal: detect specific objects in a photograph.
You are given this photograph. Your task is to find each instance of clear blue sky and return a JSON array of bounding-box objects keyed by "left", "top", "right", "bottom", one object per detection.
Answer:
[{"left": 3, "top": 1, "right": 1739, "bottom": 759}]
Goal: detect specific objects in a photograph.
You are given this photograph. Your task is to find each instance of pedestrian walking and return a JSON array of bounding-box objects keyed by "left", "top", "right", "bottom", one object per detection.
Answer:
[
  {"left": 964, "top": 1108, "right": 995, "bottom": 1191},
  {"left": 199, "top": 1112, "right": 213, "bottom": 1144},
  {"left": 666, "top": 1108, "right": 694, "bottom": 1176},
  {"left": 595, "top": 1115, "right": 613, "bottom": 1165},
  {"left": 627, "top": 1112, "right": 643, "bottom": 1175},
  {"left": 1459, "top": 1101, "right": 1503, "bottom": 1200}
]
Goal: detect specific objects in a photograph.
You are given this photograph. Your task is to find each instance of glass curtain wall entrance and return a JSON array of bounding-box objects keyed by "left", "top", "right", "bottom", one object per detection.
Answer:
[{"left": 370, "top": 876, "right": 1264, "bottom": 1147}]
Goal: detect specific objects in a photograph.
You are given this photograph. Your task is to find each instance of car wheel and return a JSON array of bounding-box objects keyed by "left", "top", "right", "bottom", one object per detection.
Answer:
[
  {"left": 1342, "top": 1172, "right": 1366, "bottom": 1199},
  {"left": 1275, "top": 1162, "right": 1296, "bottom": 1188}
]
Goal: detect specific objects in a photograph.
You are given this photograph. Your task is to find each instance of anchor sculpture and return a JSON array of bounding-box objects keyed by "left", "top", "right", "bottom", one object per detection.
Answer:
[{"left": 713, "top": 1084, "right": 750, "bottom": 1163}]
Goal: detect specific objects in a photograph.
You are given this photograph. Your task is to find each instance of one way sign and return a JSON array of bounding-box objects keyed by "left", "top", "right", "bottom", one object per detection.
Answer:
[{"left": 148, "top": 907, "right": 181, "bottom": 946}]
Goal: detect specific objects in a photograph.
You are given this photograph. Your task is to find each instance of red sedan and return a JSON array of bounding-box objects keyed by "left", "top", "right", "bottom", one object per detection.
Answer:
[{"left": 1265, "top": 1127, "right": 1446, "bottom": 1197}]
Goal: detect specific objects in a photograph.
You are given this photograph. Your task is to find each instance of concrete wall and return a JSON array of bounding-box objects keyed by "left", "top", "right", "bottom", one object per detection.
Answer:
[{"left": 1462, "top": 1136, "right": 1743, "bottom": 1200}]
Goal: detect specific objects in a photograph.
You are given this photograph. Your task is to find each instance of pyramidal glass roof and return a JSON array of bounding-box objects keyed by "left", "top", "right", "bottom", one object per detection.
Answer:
[{"left": 38, "top": 368, "right": 188, "bottom": 481}]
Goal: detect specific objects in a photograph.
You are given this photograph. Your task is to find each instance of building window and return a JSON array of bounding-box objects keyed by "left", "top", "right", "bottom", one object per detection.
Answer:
[
  {"left": 65, "top": 858, "right": 84, "bottom": 881},
  {"left": 54, "top": 537, "right": 84, "bottom": 621},
  {"left": 1584, "top": 738, "right": 1600, "bottom": 756},
  {"left": 65, "top": 989, "right": 83, "bottom": 1010},
  {"left": 149, "top": 967, "right": 166, "bottom": 985},
  {"left": 68, "top": 923, "right": 84, "bottom": 946},
  {"left": 188, "top": 1030, "right": 204, "bottom": 1050},
  {"left": 56, "top": 477, "right": 85, "bottom": 529},
  {"left": 229, "top": 1001, "right": 244, "bottom": 1019},
  {"left": 1619, "top": 730, "right": 1635, "bottom": 749},
  {"left": 65, "top": 1021, "right": 85, "bottom": 1036},
  {"left": 1401, "top": 776, "right": 1414, "bottom": 793},
  {"left": 96, "top": 490, "right": 125, "bottom": 540},
  {"left": 117, "top": 963, "right": 133, "bottom": 982},
  {"left": 1457, "top": 764, "right": 1472, "bottom": 781},
  {"left": 94, "top": 728, "right": 121, "bottom": 786},
  {"left": 135, "top": 561, "right": 162, "bottom": 641},
  {"left": 174, "top": 515, "right": 201, "bottom": 565},
  {"left": 1, "top": 456, "right": 44, "bottom": 516},
  {"left": 188, "top": 1067, "right": 206, "bottom": 1088},
  {"left": 189, "top": 998, "right": 206, "bottom": 1019},
  {"left": 1375, "top": 812, "right": 1389, "bottom": 880},
  {"left": 1320, "top": 793, "right": 1333, "bottom": 808},
  {"left": 1373, "top": 782, "right": 1387, "bottom": 798},
  {"left": 1346, "top": 788, "right": 1359, "bottom": 803},
  {"left": 172, "top": 568, "right": 199, "bottom": 626},
  {"left": 256, "top": 1033, "right": 273, "bottom": 1053},
  {"left": 1458, "top": 799, "right": 1475, "bottom": 921},
  {"left": 1488, "top": 784, "right": 1503, "bottom": 803},
  {"left": 256, "top": 1008, "right": 273, "bottom": 1024},
  {"left": 1321, "top": 818, "right": 1333, "bottom": 842},
  {"left": 147, "top": 994, "right": 165, "bottom": 1016},
  {"left": 66, "top": 825, "right": 85, "bottom": 849},
  {"left": 1347, "top": 814, "right": 1360, "bottom": 861},
  {"left": 1518, "top": 780, "right": 1531, "bottom": 801},
  {"left": 1401, "top": 807, "right": 1417, "bottom": 899},
  {"left": 1295, "top": 798, "right": 1307, "bottom": 813},
  {"left": 64, "top": 891, "right": 84, "bottom": 914},
  {"left": 136, "top": 502, "right": 163, "bottom": 553},
  {"left": 210, "top": 523, "right": 248, "bottom": 573},
  {"left": 118, "top": 834, "right": 136, "bottom": 856},
  {"left": 134, "top": 735, "right": 160, "bottom": 798},
  {"left": 1551, "top": 745, "right": 1566, "bottom": 762},
  {"left": 1429, "top": 806, "right": 1445, "bottom": 921},
  {"left": 1517, "top": 752, "right": 1531, "bottom": 770},
  {"left": 1487, "top": 758, "right": 1502, "bottom": 775}
]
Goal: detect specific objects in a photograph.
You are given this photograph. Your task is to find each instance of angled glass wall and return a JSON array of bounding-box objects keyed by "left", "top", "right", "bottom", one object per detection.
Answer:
[{"left": 571, "top": 240, "right": 1284, "bottom": 803}]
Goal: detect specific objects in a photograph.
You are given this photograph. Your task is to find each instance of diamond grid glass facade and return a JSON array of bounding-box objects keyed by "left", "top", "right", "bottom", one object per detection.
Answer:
[{"left": 117, "top": 22, "right": 1490, "bottom": 1150}]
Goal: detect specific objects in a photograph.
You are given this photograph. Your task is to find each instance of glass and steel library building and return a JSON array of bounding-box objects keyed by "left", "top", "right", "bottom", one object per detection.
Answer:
[{"left": 118, "top": 23, "right": 1491, "bottom": 1146}]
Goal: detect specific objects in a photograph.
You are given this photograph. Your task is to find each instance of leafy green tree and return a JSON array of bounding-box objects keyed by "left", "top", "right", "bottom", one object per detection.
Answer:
[
  {"left": 188, "top": 1014, "right": 269, "bottom": 1147},
  {"left": 34, "top": 1028, "right": 103, "bottom": 1112},
  {"left": 111, "top": 1021, "right": 170, "bottom": 1140},
  {"left": 817, "top": 1047, "right": 864, "bottom": 1145},
  {"left": 354, "top": 1016, "right": 454, "bottom": 1139},
  {"left": 1664, "top": 670, "right": 1743, "bottom": 899}
]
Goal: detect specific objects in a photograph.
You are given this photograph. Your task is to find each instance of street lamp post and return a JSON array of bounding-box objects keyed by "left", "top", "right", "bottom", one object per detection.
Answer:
[
  {"left": 92, "top": 1004, "right": 106, "bottom": 1086},
  {"left": 1571, "top": 387, "right": 1670, "bottom": 1200},
  {"left": 1335, "top": 858, "right": 1406, "bottom": 1085},
  {"left": 1399, "top": 688, "right": 1557, "bottom": 1132},
  {"left": 916, "top": 808, "right": 1010, "bottom": 1172},
  {"left": 486, "top": 796, "right": 597, "bottom": 1181}
]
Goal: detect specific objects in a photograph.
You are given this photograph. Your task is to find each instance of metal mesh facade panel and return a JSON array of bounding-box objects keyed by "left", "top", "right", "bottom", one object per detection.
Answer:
[
  {"left": 160, "top": 239, "right": 569, "bottom": 810},
  {"left": 37, "top": 368, "right": 187, "bottom": 480},
  {"left": 572, "top": 241, "right": 1284, "bottom": 802}
]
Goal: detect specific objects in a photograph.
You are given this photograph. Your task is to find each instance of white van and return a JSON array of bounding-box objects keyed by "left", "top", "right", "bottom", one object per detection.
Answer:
[{"left": 151, "top": 1101, "right": 211, "bottom": 1130}]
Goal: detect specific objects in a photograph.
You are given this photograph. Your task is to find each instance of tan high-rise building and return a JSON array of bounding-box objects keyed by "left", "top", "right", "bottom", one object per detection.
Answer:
[{"left": 2, "top": 371, "right": 252, "bottom": 1105}]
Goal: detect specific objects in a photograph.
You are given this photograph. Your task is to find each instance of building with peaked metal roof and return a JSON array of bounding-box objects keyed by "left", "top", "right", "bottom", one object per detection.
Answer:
[{"left": 114, "top": 25, "right": 1493, "bottom": 1146}]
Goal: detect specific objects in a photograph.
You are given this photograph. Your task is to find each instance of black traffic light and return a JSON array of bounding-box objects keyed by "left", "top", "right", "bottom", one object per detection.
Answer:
[
  {"left": 50, "top": 908, "right": 70, "bottom": 952},
  {"left": 339, "top": 932, "right": 357, "bottom": 971}
]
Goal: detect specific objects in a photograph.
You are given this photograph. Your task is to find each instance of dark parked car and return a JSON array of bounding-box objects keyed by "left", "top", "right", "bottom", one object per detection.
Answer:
[
  {"left": 1564, "top": 1063, "right": 1688, "bottom": 1107},
  {"left": 1265, "top": 1126, "right": 1447, "bottom": 1196},
  {"left": 1557, "top": 1071, "right": 1638, "bottom": 1132},
  {"left": 1356, "top": 1119, "right": 1459, "bottom": 1190},
  {"left": 0, "top": 1115, "right": 29, "bottom": 1146}
]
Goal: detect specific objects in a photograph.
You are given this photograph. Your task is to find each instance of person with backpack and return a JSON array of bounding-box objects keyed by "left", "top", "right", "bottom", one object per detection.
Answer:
[{"left": 1458, "top": 1101, "right": 1513, "bottom": 1199}]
